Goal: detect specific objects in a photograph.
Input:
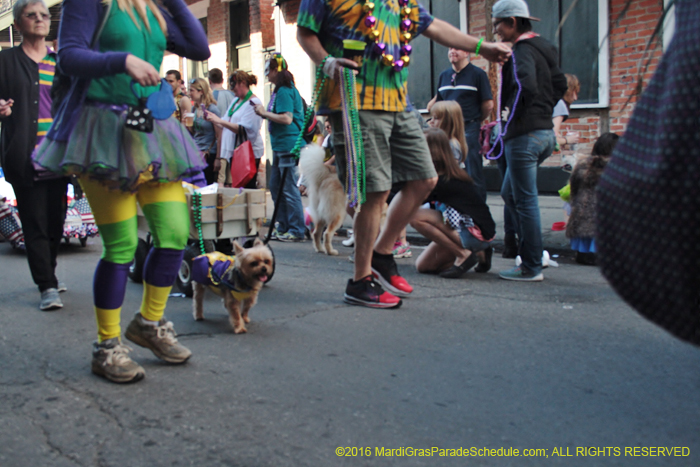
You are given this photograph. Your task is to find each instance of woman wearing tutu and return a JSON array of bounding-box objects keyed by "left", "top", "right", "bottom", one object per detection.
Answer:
[{"left": 34, "top": 0, "right": 209, "bottom": 383}]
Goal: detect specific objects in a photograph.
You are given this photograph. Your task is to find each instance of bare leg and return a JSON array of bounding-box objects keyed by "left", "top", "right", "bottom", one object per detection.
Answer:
[
  {"left": 353, "top": 191, "right": 389, "bottom": 281},
  {"left": 410, "top": 208, "right": 470, "bottom": 265},
  {"left": 396, "top": 228, "right": 407, "bottom": 245},
  {"left": 375, "top": 178, "right": 437, "bottom": 255},
  {"left": 415, "top": 241, "right": 454, "bottom": 273}
]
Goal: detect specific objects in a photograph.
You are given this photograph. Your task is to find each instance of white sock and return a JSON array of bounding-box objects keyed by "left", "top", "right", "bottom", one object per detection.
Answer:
[{"left": 140, "top": 315, "right": 159, "bottom": 327}]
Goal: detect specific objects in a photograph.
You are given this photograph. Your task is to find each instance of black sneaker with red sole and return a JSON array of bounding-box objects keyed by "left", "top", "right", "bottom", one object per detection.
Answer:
[
  {"left": 344, "top": 275, "right": 402, "bottom": 309},
  {"left": 371, "top": 251, "right": 413, "bottom": 298}
]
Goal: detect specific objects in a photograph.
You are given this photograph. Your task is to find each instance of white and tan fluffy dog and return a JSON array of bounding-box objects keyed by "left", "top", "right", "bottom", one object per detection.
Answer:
[{"left": 299, "top": 144, "right": 346, "bottom": 255}]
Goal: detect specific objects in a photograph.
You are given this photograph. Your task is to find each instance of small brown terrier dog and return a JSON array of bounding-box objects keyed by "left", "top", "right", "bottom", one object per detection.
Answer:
[{"left": 192, "top": 239, "right": 273, "bottom": 334}]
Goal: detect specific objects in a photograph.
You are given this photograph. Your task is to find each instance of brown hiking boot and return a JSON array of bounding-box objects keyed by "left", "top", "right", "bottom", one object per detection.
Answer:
[
  {"left": 91, "top": 338, "right": 145, "bottom": 383},
  {"left": 125, "top": 313, "right": 192, "bottom": 364}
]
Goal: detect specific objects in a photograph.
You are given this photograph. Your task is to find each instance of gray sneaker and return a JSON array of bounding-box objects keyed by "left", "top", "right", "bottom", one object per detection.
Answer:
[
  {"left": 91, "top": 338, "right": 145, "bottom": 383},
  {"left": 277, "top": 232, "right": 304, "bottom": 242},
  {"left": 125, "top": 313, "right": 192, "bottom": 363},
  {"left": 39, "top": 288, "right": 63, "bottom": 311},
  {"left": 57, "top": 281, "right": 67, "bottom": 293},
  {"left": 498, "top": 266, "right": 544, "bottom": 282}
]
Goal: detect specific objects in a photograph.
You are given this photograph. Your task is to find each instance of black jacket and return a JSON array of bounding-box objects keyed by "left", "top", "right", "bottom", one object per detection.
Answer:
[
  {"left": 0, "top": 46, "right": 53, "bottom": 187},
  {"left": 501, "top": 36, "right": 567, "bottom": 140},
  {"left": 426, "top": 175, "right": 496, "bottom": 240}
]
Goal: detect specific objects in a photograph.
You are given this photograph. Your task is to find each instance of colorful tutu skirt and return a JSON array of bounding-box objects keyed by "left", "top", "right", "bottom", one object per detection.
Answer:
[{"left": 33, "top": 101, "right": 206, "bottom": 192}]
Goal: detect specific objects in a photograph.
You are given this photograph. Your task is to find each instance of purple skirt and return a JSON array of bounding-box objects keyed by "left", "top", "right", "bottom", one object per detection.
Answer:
[{"left": 34, "top": 102, "right": 206, "bottom": 192}]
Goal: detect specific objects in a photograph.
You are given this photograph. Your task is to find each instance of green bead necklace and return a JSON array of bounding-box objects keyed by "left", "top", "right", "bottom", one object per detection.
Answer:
[{"left": 192, "top": 192, "right": 206, "bottom": 255}]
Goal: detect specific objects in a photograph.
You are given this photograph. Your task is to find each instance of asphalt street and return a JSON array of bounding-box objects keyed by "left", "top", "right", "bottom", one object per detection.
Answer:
[{"left": 1, "top": 198, "right": 699, "bottom": 467}]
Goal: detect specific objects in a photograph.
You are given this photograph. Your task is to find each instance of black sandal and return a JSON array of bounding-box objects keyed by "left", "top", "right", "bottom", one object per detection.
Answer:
[
  {"left": 475, "top": 247, "right": 493, "bottom": 273},
  {"left": 439, "top": 254, "right": 479, "bottom": 279}
]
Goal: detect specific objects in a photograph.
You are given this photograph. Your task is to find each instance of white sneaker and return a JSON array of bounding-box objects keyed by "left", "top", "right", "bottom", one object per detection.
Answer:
[
  {"left": 342, "top": 234, "right": 354, "bottom": 247},
  {"left": 515, "top": 250, "right": 558, "bottom": 268}
]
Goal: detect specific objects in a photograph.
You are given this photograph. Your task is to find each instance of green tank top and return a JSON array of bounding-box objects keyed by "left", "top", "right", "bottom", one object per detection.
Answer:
[{"left": 86, "top": 3, "right": 166, "bottom": 105}]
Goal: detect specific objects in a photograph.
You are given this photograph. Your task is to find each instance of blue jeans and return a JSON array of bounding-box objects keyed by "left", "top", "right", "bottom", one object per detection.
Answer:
[
  {"left": 269, "top": 151, "right": 305, "bottom": 237},
  {"left": 500, "top": 130, "right": 555, "bottom": 275},
  {"left": 497, "top": 153, "right": 517, "bottom": 237},
  {"left": 464, "top": 121, "right": 486, "bottom": 201},
  {"left": 459, "top": 227, "right": 491, "bottom": 253}
]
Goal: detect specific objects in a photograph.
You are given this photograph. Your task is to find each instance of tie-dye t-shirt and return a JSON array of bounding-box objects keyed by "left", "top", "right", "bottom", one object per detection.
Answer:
[
  {"left": 298, "top": 0, "right": 433, "bottom": 113},
  {"left": 37, "top": 51, "right": 55, "bottom": 146}
]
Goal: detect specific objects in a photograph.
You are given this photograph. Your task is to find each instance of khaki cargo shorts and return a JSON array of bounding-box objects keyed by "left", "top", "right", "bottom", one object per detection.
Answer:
[{"left": 330, "top": 110, "right": 436, "bottom": 193}]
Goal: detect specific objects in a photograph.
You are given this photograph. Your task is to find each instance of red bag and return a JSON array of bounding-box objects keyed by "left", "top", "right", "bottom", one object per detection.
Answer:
[{"left": 230, "top": 128, "right": 256, "bottom": 188}]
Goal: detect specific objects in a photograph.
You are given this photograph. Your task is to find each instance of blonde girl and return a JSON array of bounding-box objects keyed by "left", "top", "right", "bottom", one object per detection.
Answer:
[{"left": 428, "top": 100, "right": 468, "bottom": 166}]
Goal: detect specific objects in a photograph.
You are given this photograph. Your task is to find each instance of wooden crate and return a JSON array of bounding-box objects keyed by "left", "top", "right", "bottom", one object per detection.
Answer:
[{"left": 137, "top": 188, "right": 270, "bottom": 240}]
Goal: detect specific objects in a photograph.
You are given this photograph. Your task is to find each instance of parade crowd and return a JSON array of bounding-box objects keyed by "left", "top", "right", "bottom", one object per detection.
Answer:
[{"left": 2, "top": 0, "right": 688, "bottom": 384}]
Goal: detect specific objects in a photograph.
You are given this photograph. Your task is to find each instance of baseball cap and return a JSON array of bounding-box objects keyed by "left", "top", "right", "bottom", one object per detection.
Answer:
[{"left": 492, "top": 0, "right": 540, "bottom": 21}]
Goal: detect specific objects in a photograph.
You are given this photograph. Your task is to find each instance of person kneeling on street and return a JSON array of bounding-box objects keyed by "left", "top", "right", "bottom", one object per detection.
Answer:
[{"left": 411, "top": 128, "right": 495, "bottom": 278}]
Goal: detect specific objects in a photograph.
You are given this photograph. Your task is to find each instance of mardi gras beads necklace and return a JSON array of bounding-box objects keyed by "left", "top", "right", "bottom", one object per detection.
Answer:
[
  {"left": 363, "top": 0, "right": 414, "bottom": 72},
  {"left": 290, "top": 56, "right": 366, "bottom": 209},
  {"left": 339, "top": 67, "right": 366, "bottom": 209},
  {"left": 192, "top": 192, "right": 206, "bottom": 255}
]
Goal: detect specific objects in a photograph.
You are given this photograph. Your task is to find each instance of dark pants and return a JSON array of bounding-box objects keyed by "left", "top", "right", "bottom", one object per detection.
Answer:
[
  {"left": 13, "top": 178, "right": 68, "bottom": 291},
  {"left": 203, "top": 152, "right": 218, "bottom": 185},
  {"left": 464, "top": 120, "right": 486, "bottom": 201}
]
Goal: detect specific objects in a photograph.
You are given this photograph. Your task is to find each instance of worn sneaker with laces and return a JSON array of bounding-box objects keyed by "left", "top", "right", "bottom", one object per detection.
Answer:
[
  {"left": 344, "top": 275, "right": 402, "bottom": 309},
  {"left": 498, "top": 266, "right": 544, "bottom": 282},
  {"left": 269, "top": 228, "right": 282, "bottom": 241},
  {"left": 277, "top": 232, "right": 305, "bottom": 242},
  {"left": 91, "top": 337, "right": 145, "bottom": 383},
  {"left": 392, "top": 241, "right": 412, "bottom": 259},
  {"left": 125, "top": 313, "right": 192, "bottom": 363},
  {"left": 371, "top": 251, "right": 413, "bottom": 297},
  {"left": 39, "top": 288, "right": 63, "bottom": 311}
]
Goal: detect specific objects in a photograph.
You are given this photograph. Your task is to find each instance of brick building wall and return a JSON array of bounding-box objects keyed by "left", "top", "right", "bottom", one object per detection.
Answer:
[
  {"left": 206, "top": 0, "right": 229, "bottom": 78},
  {"left": 206, "top": 0, "right": 228, "bottom": 46},
  {"left": 273, "top": 0, "right": 316, "bottom": 103},
  {"left": 467, "top": 0, "right": 664, "bottom": 166}
]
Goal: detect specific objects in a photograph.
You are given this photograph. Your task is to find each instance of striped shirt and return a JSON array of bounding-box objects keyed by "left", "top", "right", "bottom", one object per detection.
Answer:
[
  {"left": 298, "top": 0, "right": 433, "bottom": 113},
  {"left": 36, "top": 52, "right": 55, "bottom": 145}
]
